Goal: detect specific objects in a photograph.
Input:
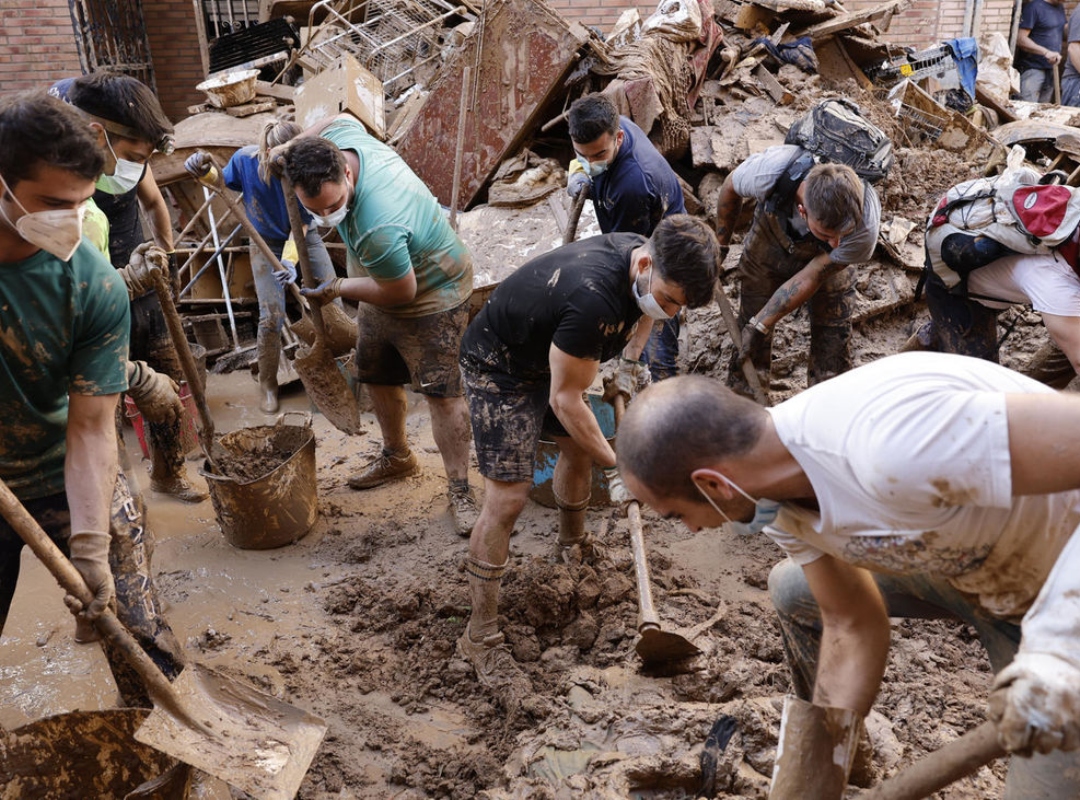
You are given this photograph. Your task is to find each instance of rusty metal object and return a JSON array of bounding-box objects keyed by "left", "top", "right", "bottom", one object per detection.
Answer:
[{"left": 396, "top": 0, "right": 590, "bottom": 210}]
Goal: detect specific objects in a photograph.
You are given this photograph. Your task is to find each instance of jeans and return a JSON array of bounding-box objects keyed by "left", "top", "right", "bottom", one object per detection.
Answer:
[
  {"left": 253, "top": 228, "right": 337, "bottom": 336},
  {"left": 640, "top": 316, "right": 680, "bottom": 381},
  {"left": 1018, "top": 67, "right": 1054, "bottom": 104}
]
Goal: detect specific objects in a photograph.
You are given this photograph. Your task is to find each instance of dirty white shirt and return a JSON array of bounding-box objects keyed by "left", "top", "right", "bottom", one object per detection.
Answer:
[
  {"left": 969, "top": 251, "right": 1080, "bottom": 315},
  {"left": 730, "top": 144, "right": 881, "bottom": 264},
  {"left": 765, "top": 352, "right": 1080, "bottom": 622}
]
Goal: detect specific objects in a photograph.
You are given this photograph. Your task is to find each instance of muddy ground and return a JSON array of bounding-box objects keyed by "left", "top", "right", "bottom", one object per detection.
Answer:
[{"left": 0, "top": 140, "right": 1062, "bottom": 798}]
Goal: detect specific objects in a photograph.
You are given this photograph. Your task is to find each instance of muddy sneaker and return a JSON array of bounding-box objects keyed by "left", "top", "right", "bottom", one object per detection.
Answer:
[
  {"left": 347, "top": 449, "right": 420, "bottom": 490},
  {"left": 456, "top": 630, "right": 532, "bottom": 696},
  {"left": 448, "top": 487, "right": 479, "bottom": 537},
  {"left": 151, "top": 476, "right": 209, "bottom": 503}
]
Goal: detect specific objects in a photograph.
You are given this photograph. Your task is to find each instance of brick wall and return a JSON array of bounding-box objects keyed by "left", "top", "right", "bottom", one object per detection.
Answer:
[
  {"left": 545, "top": 1, "right": 657, "bottom": 32},
  {"left": 142, "top": 0, "right": 207, "bottom": 122},
  {"left": 0, "top": 1, "right": 82, "bottom": 95}
]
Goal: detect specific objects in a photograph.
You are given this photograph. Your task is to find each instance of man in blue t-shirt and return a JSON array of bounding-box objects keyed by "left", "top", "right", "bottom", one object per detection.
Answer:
[
  {"left": 1015, "top": 0, "right": 1066, "bottom": 103},
  {"left": 566, "top": 93, "right": 687, "bottom": 383}
]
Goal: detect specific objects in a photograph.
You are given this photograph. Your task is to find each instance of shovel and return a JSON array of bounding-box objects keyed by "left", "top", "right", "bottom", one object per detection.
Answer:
[
  {"left": 279, "top": 172, "right": 364, "bottom": 435},
  {"left": 860, "top": 720, "right": 1005, "bottom": 800},
  {"left": 0, "top": 476, "right": 326, "bottom": 800},
  {"left": 563, "top": 184, "right": 590, "bottom": 245},
  {"left": 713, "top": 281, "right": 769, "bottom": 406},
  {"left": 614, "top": 396, "right": 702, "bottom": 666}
]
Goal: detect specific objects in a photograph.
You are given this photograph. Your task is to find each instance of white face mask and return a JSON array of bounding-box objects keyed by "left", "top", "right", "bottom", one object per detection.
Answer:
[
  {"left": 580, "top": 157, "right": 610, "bottom": 179},
  {"left": 632, "top": 267, "right": 673, "bottom": 321},
  {"left": 0, "top": 177, "right": 86, "bottom": 261},
  {"left": 95, "top": 132, "right": 144, "bottom": 195},
  {"left": 308, "top": 202, "right": 349, "bottom": 228},
  {"left": 695, "top": 475, "right": 781, "bottom": 536}
]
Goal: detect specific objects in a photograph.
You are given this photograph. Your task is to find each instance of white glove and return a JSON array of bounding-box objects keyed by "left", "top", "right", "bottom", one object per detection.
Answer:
[
  {"left": 988, "top": 652, "right": 1080, "bottom": 755},
  {"left": 604, "top": 466, "right": 634, "bottom": 508},
  {"left": 127, "top": 360, "right": 183, "bottom": 425}
]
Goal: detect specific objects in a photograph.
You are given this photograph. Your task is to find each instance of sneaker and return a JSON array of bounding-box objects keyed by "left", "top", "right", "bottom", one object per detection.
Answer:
[
  {"left": 347, "top": 449, "right": 420, "bottom": 490},
  {"left": 150, "top": 476, "right": 209, "bottom": 503},
  {"left": 449, "top": 487, "right": 480, "bottom": 537},
  {"left": 456, "top": 630, "right": 532, "bottom": 696}
]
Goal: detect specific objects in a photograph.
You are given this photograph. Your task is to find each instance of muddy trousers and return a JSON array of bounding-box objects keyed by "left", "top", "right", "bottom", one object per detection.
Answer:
[
  {"left": 768, "top": 558, "right": 1080, "bottom": 799},
  {"left": 0, "top": 472, "right": 185, "bottom": 709},
  {"left": 129, "top": 292, "right": 187, "bottom": 482},
  {"left": 728, "top": 213, "right": 855, "bottom": 396}
]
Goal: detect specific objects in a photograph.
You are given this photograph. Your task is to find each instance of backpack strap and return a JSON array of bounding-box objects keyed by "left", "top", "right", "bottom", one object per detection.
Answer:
[{"left": 763, "top": 151, "right": 817, "bottom": 242}]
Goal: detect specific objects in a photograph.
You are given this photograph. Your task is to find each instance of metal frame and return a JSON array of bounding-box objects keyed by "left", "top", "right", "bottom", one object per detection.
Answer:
[{"left": 67, "top": 0, "right": 156, "bottom": 90}]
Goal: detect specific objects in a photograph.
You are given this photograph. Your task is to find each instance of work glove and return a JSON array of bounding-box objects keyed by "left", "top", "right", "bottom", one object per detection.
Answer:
[
  {"left": 117, "top": 242, "right": 168, "bottom": 300},
  {"left": 64, "top": 530, "right": 115, "bottom": 641},
  {"left": 183, "top": 151, "right": 219, "bottom": 185},
  {"left": 300, "top": 277, "right": 343, "bottom": 307},
  {"left": 567, "top": 171, "right": 591, "bottom": 199},
  {"left": 602, "top": 357, "right": 651, "bottom": 406},
  {"left": 127, "top": 360, "right": 183, "bottom": 425},
  {"left": 603, "top": 466, "right": 635, "bottom": 508},
  {"left": 275, "top": 259, "right": 298, "bottom": 287},
  {"left": 737, "top": 320, "right": 769, "bottom": 365},
  {"left": 988, "top": 653, "right": 1080, "bottom": 755}
]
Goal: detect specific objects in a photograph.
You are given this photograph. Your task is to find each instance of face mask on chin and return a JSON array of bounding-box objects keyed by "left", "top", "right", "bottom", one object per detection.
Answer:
[
  {"left": 0, "top": 176, "right": 86, "bottom": 261},
  {"left": 632, "top": 267, "right": 673, "bottom": 321},
  {"left": 695, "top": 475, "right": 782, "bottom": 536},
  {"left": 305, "top": 177, "right": 353, "bottom": 228},
  {"left": 95, "top": 132, "right": 145, "bottom": 195}
]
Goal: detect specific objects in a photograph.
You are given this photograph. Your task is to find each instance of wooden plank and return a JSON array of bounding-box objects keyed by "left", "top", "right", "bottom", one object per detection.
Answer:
[
  {"left": 798, "top": 0, "right": 911, "bottom": 41},
  {"left": 224, "top": 100, "right": 278, "bottom": 118},
  {"left": 753, "top": 64, "right": 793, "bottom": 104},
  {"left": 253, "top": 80, "right": 296, "bottom": 101}
]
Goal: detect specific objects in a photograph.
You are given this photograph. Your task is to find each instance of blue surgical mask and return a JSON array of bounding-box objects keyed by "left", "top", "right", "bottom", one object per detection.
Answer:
[
  {"left": 632, "top": 268, "right": 673, "bottom": 321},
  {"left": 95, "top": 132, "right": 144, "bottom": 195},
  {"left": 695, "top": 475, "right": 781, "bottom": 536}
]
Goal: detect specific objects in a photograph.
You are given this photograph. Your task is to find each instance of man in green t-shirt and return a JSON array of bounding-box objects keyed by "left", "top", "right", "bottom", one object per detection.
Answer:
[
  {"left": 281, "top": 116, "right": 479, "bottom": 537},
  {"left": 0, "top": 91, "right": 184, "bottom": 709}
]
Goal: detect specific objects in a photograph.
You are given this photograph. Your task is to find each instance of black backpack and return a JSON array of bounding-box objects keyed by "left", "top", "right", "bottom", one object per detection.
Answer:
[{"left": 784, "top": 97, "right": 894, "bottom": 184}]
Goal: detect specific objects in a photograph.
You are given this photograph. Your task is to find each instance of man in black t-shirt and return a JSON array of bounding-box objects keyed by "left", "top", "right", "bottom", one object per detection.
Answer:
[{"left": 456, "top": 214, "right": 720, "bottom": 695}]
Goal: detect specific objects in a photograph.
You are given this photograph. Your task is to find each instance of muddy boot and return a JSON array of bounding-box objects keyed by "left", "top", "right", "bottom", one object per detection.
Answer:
[
  {"left": 257, "top": 328, "right": 281, "bottom": 414},
  {"left": 149, "top": 430, "right": 208, "bottom": 503},
  {"left": 347, "top": 448, "right": 420, "bottom": 490},
  {"left": 457, "top": 556, "right": 531, "bottom": 698},
  {"left": 448, "top": 478, "right": 479, "bottom": 538},
  {"left": 554, "top": 489, "right": 591, "bottom": 560}
]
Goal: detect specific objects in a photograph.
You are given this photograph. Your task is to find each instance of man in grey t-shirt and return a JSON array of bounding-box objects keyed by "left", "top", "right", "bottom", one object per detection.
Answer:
[
  {"left": 1062, "top": 3, "right": 1080, "bottom": 106},
  {"left": 714, "top": 145, "right": 881, "bottom": 401}
]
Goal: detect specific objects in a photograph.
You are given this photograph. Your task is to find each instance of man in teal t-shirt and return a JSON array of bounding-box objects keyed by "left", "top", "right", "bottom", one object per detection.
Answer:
[
  {"left": 0, "top": 91, "right": 183, "bottom": 708},
  {"left": 282, "top": 115, "right": 478, "bottom": 537}
]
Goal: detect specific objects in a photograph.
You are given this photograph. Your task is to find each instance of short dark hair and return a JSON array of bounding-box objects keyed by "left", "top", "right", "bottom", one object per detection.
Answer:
[
  {"left": 68, "top": 71, "right": 173, "bottom": 150},
  {"left": 618, "top": 375, "right": 767, "bottom": 502},
  {"left": 802, "top": 163, "right": 863, "bottom": 234},
  {"left": 282, "top": 137, "right": 347, "bottom": 199},
  {"left": 568, "top": 93, "right": 619, "bottom": 145},
  {"left": 0, "top": 91, "right": 104, "bottom": 187},
  {"left": 649, "top": 214, "right": 721, "bottom": 308}
]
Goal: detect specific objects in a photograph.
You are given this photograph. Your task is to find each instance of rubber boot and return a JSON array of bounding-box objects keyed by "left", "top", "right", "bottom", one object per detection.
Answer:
[
  {"left": 554, "top": 488, "right": 590, "bottom": 547},
  {"left": 257, "top": 328, "right": 281, "bottom": 414}
]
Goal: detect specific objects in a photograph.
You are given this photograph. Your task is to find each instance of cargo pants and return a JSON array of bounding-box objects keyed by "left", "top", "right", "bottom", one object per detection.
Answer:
[
  {"left": 769, "top": 558, "right": 1080, "bottom": 799},
  {"left": 728, "top": 208, "right": 855, "bottom": 398}
]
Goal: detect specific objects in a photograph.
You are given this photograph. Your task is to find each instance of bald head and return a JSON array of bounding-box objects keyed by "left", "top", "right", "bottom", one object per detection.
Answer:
[{"left": 617, "top": 375, "right": 768, "bottom": 502}]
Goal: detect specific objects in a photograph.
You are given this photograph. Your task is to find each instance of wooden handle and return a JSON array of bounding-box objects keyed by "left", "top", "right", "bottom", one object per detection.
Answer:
[
  {"left": 0, "top": 477, "right": 186, "bottom": 717},
  {"left": 860, "top": 721, "right": 1005, "bottom": 800},
  {"left": 563, "top": 185, "right": 589, "bottom": 245},
  {"left": 713, "top": 281, "right": 768, "bottom": 406},
  {"left": 280, "top": 173, "right": 329, "bottom": 345}
]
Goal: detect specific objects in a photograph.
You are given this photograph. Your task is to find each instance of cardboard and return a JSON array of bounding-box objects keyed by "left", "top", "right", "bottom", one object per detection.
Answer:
[{"left": 294, "top": 54, "right": 386, "bottom": 139}]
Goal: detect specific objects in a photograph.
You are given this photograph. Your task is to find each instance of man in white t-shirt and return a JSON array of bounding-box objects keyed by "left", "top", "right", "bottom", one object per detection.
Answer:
[{"left": 617, "top": 352, "right": 1080, "bottom": 799}]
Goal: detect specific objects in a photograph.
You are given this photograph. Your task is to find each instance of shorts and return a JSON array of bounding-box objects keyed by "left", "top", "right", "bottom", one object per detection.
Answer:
[
  {"left": 355, "top": 301, "right": 468, "bottom": 397},
  {"left": 461, "top": 365, "right": 567, "bottom": 483}
]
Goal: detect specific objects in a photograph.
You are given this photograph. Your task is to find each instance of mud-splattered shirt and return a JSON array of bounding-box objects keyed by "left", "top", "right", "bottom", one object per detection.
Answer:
[
  {"left": 765, "top": 352, "right": 1080, "bottom": 621},
  {"left": 460, "top": 233, "right": 644, "bottom": 389},
  {"left": 320, "top": 118, "right": 472, "bottom": 318},
  {"left": 0, "top": 241, "right": 130, "bottom": 500},
  {"left": 223, "top": 144, "right": 313, "bottom": 243}
]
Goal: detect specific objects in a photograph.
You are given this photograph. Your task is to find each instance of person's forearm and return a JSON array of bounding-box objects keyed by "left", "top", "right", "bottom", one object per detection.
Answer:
[
  {"left": 65, "top": 409, "right": 120, "bottom": 533},
  {"left": 550, "top": 391, "right": 617, "bottom": 468},
  {"left": 1018, "top": 31, "right": 1057, "bottom": 60},
  {"left": 147, "top": 201, "right": 174, "bottom": 251},
  {"left": 754, "top": 264, "right": 828, "bottom": 329},
  {"left": 336, "top": 275, "right": 415, "bottom": 307},
  {"left": 715, "top": 177, "right": 742, "bottom": 246},
  {"left": 813, "top": 613, "right": 891, "bottom": 716},
  {"left": 622, "top": 319, "right": 655, "bottom": 362}
]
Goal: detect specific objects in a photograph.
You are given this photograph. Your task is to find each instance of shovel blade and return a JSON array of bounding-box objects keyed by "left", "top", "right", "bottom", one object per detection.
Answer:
[
  {"left": 635, "top": 627, "right": 702, "bottom": 666},
  {"left": 134, "top": 664, "right": 326, "bottom": 800},
  {"left": 291, "top": 341, "right": 363, "bottom": 435}
]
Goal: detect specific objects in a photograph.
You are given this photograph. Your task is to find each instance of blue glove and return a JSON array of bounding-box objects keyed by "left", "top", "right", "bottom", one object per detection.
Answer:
[
  {"left": 299, "top": 277, "right": 342, "bottom": 306},
  {"left": 567, "top": 172, "right": 591, "bottom": 199},
  {"left": 275, "top": 260, "right": 298, "bottom": 287}
]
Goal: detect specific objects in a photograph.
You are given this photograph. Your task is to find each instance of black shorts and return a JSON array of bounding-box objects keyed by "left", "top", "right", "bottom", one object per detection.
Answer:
[
  {"left": 355, "top": 301, "right": 468, "bottom": 397},
  {"left": 461, "top": 366, "right": 567, "bottom": 483}
]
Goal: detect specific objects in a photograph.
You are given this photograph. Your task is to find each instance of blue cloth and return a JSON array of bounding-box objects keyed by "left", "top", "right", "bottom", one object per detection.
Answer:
[
  {"left": 222, "top": 145, "right": 311, "bottom": 242},
  {"left": 945, "top": 37, "right": 979, "bottom": 103},
  {"left": 591, "top": 117, "right": 686, "bottom": 237},
  {"left": 1015, "top": 0, "right": 1066, "bottom": 72}
]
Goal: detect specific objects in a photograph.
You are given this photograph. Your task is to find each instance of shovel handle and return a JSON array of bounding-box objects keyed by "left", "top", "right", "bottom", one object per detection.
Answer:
[
  {"left": 713, "top": 281, "right": 768, "bottom": 406},
  {"left": 563, "top": 185, "right": 589, "bottom": 246},
  {"left": 0, "top": 476, "right": 189, "bottom": 721},
  {"left": 860, "top": 720, "right": 1005, "bottom": 800},
  {"left": 280, "top": 173, "right": 330, "bottom": 346}
]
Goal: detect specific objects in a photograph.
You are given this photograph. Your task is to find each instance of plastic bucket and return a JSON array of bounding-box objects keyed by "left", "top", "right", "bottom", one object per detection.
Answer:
[
  {"left": 0, "top": 709, "right": 189, "bottom": 798},
  {"left": 124, "top": 381, "right": 200, "bottom": 458},
  {"left": 530, "top": 393, "right": 616, "bottom": 509},
  {"left": 200, "top": 412, "right": 318, "bottom": 550}
]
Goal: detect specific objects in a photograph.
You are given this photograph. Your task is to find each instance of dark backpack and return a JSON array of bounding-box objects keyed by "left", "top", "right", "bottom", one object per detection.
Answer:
[{"left": 784, "top": 97, "right": 894, "bottom": 184}]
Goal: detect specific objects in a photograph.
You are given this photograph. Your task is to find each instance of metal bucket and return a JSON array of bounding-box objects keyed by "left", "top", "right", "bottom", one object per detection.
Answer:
[
  {"left": 530, "top": 393, "right": 615, "bottom": 509},
  {"left": 0, "top": 709, "right": 190, "bottom": 799},
  {"left": 200, "top": 412, "right": 318, "bottom": 550}
]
